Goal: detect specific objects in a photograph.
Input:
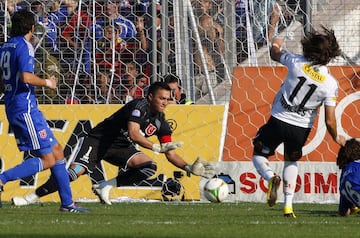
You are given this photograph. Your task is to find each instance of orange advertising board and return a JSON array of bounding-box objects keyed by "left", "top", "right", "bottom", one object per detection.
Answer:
[{"left": 223, "top": 66, "right": 360, "bottom": 162}]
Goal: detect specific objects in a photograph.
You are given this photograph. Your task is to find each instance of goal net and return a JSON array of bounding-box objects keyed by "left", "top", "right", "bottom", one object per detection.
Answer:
[{"left": 0, "top": 0, "right": 359, "bottom": 203}]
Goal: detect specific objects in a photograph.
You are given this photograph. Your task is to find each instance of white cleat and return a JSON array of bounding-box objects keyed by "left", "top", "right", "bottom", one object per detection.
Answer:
[
  {"left": 93, "top": 185, "right": 113, "bottom": 205},
  {"left": 12, "top": 193, "right": 39, "bottom": 206}
]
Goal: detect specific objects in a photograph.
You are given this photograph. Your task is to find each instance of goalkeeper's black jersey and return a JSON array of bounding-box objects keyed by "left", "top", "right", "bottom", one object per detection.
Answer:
[{"left": 88, "top": 98, "right": 172, "bottom": 146}]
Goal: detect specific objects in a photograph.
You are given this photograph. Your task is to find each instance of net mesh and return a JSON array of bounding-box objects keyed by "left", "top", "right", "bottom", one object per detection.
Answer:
[{"left": 0, "top": 0, "right": 359, "bottom": 202}]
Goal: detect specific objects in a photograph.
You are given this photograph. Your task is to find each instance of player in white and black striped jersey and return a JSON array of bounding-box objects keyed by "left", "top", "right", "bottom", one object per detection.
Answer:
[{"left": 252, "top": 26, "right": 346, "bottom": 218}]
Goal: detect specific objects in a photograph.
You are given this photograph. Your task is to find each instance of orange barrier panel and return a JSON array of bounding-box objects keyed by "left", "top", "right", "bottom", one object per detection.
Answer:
[{"left": 223, "top": 66, "right": 360, "bottom": 162}]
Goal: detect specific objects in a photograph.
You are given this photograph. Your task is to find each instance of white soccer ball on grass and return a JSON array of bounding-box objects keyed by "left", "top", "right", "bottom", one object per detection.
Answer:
[{"left": 203, "top": 177, "right": 229, "bottom": 203}]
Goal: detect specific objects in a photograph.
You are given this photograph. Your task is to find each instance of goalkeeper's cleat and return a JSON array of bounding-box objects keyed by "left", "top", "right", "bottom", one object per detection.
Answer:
[
  {"left": 350, "top": 206, "right": 360, "bottom": 215},
  {"left": 12, "top": 192, "right": 39, "bottom": 206},
  {"left": 267, "top": 175, "right": 281, "bottom": 207},
  {"left": 93, "top": 184, "right": 112, "bottom": 205},
  {"left": 60, "top": 202, "right": 90, "bottom": 213},
  {"left": 92, "top": 185, "right": 105, "bottom": 204},
  {"left": 283, "top": 206, "right": 296, "bottom": 218}
]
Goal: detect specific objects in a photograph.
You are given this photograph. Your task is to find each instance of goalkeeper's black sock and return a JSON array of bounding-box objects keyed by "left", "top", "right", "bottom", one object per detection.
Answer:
[
  {"left": 89, "top": 164, "right": 106, "bottom": 185},
  {"left": 35, "top": 175, "right": 58, "bottom": 197},
  {"left": 35, "top": 168, "right": 79, "bottom": 197}
]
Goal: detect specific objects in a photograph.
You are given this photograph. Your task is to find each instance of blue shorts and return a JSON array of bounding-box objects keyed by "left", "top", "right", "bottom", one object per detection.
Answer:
[{"left": 8, "top": 109, "right": 57, "bottom": 156}]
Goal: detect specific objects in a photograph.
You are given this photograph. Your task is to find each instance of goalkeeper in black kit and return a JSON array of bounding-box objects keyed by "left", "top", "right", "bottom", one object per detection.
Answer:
[{"left": 12, "top": 82, "right": 215, "bottom": 206}]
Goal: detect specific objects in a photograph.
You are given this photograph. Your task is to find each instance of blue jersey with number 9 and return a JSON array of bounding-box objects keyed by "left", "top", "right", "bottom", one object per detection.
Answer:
[
  {"left": 0, "top": 36, "right": 57, "bottom": 153},
  {"left": 0, "top": 36, "right": 38, "bottom": 115}
]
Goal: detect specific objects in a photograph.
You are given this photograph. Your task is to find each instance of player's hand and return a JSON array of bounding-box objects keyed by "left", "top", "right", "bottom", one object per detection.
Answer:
[
  {"left": 185, "top": 157, "right": 215, "bottom": 179},
  {"left": 336, "top": 135, "right": 346, "bottom": 146},
  {"left": 152, "top": 142, "right": 183, "bottom": 153},
  {"left": 45, "top": 76, "right": 57, "bottom": 90}
]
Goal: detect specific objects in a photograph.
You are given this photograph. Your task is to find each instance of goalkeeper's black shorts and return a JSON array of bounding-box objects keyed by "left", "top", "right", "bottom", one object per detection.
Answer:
[{"left": 73, "top": 136, "right": 143, "bottom": 173}]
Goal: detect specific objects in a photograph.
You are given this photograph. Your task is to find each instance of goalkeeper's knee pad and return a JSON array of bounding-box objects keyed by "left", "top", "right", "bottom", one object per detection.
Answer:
[
  {"left": 132, "top": 161, "right": 157, "bottom": 180},
  {"left": 138, "top": 161, "right": 157, "bottom": 178},
  {"left": 116, "top": 161, "right": 157, "bottom": 186}
]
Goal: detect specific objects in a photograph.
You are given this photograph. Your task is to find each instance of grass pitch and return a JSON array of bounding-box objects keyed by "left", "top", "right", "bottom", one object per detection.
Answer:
[{"left": 0, "top": 201, "right": 358, "bottom": 238}]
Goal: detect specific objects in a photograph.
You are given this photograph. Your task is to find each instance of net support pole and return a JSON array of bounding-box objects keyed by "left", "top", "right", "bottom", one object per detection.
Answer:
[
  {"left": 151, "top": 0, "right": 158, "bottom": 82},
  {"left": 223, "top": 0, "right": 237, "bottom": 84},
  {"left": 4, "top": 0, "right": 8, "bottom": 40},
  {"left": 246, "top": 0, "right": 258, "bottom": 66},
  {"left": 173, "top": 0, "right": 194, "bottom": 101},
  {"left": 160, "top": 0, "right": 169, "bottom": 76},
  {"left": 91, "top": 0, "right": 99, "bottom": 103},
  {"left": 185, "top": 0, "right": 216, "bottom": 105},
  {"left": 106, "top": 13, "right": 116, "bottom": 104},
  {"left": 70, "top": 0, "right": 84, "bottom": 104}
]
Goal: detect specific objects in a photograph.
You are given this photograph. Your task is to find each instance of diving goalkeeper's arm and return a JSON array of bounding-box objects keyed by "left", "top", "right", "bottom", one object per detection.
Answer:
[
  {"left": 166, "top": 151, "right": 215, "bottom": 179},
  {"left": 128, "top": 121, "right": 214, "bottom": 178}
]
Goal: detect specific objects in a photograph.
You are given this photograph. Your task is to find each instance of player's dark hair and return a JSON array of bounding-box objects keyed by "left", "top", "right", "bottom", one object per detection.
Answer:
[
  {"left": 336, "top": 138, "right": 360, "bottom": 169},
  {"left": 147, "top": 81, "right": 171, "bottom": 98},
  {"left": 11, "top": 10, "right": 35, "bottom": 37},
  {"left": 301, "top": 25, "right": 341, "bottom": 65}
]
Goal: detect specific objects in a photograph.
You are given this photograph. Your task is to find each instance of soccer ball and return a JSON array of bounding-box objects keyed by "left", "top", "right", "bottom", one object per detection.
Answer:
[{"left": 203, "top": 178, "right": 229, "bottom": 203}]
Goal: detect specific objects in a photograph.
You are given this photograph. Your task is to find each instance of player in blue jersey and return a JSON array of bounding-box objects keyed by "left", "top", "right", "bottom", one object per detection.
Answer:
[
  {"left": 336, "top": 138, "right": 360, "bottom": 216},
  {"left": 252, "top": 26, "right": 346, "bottom": 218},
  {"left": 0, "top": 9, "right": 88, "bottom": 212}
]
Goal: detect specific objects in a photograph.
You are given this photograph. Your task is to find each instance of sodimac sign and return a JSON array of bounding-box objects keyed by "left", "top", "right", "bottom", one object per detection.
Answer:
[{"left": 210, "top": 161, "right": 340, "bottom": 203}]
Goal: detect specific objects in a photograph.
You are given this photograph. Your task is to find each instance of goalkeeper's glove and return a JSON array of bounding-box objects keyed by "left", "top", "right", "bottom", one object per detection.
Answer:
[
  {"left": 184, "top": 157, "right": 215, "bottom": 179},
  {"left": 152, "top": 142, "right": 183, "bottom": 153}
]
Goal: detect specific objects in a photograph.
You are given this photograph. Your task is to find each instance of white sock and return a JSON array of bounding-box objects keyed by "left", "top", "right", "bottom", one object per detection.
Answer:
[
  {"left": 252, "top": 155, "right": 274, "bottom": 181},
  {"left": 100, "top": 178, "right": 117, "bottom": 188},
  {"left": 24, "top": 192, "right": 39, "bottom": 201},
  {"left": 283, "top": 161, "right": 298, "bottom": 208}
]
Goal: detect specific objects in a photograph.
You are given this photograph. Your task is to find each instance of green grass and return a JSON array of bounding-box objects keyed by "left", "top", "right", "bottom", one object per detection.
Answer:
[{"left": 0, "top": 202, "right": 358, "bottom": 238}]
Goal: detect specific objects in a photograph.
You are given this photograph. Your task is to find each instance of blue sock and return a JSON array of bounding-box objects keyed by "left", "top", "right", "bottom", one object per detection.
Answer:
[
  {"left": 0, "top": 157, "right": 43, "bottom": 184},
  {"left": 51, "top": 159, "right": 73, "bottom": 207}
]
